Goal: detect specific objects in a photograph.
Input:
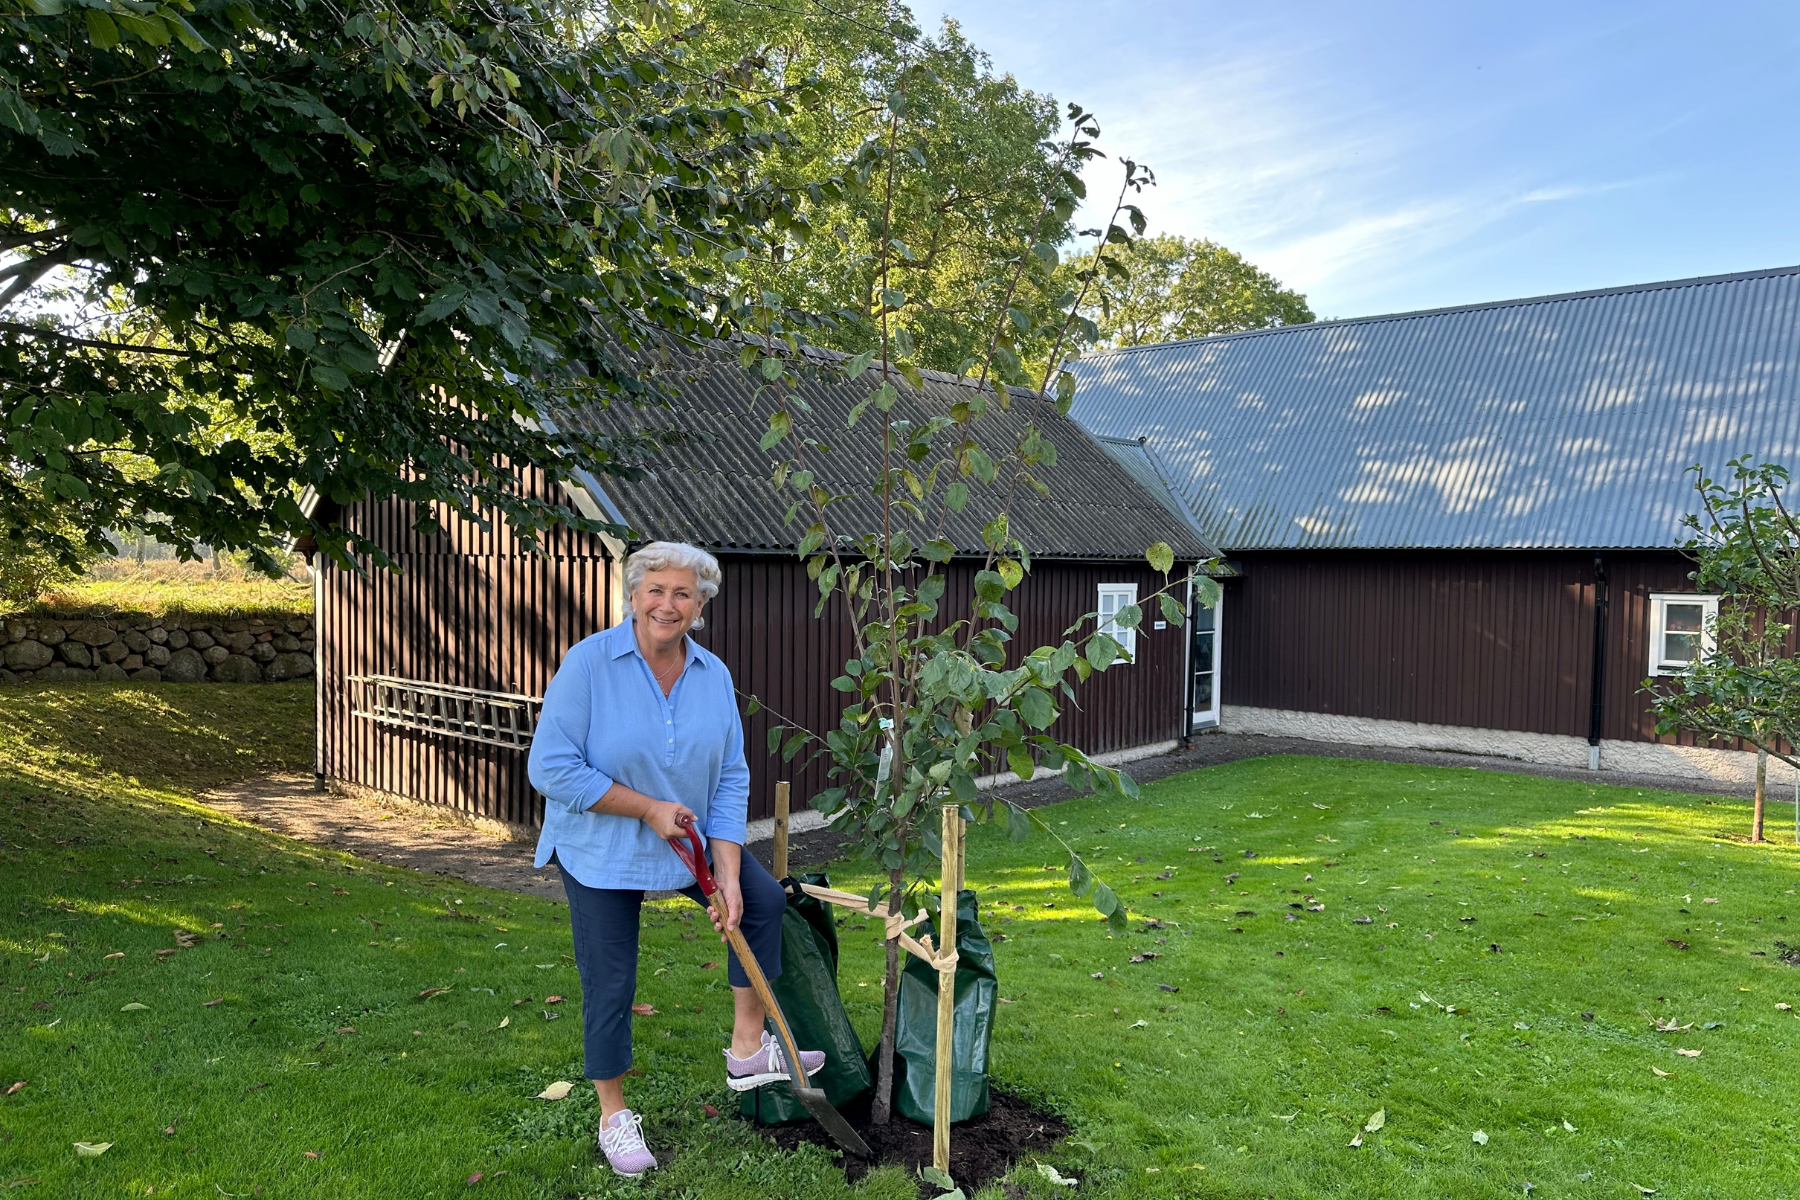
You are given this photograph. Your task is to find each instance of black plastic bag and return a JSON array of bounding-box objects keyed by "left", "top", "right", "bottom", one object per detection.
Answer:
[
  {"left": 739, "top": 872, "right": 873, "bottom": 1124},
  {"left": 891, "top": 888, "right": 996, "bottom": 1125}
]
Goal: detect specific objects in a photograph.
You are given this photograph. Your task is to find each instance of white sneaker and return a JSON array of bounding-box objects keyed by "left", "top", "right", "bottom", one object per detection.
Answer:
[{"left": 724, "top": 1030, "right": 828, "bottom": 1091}]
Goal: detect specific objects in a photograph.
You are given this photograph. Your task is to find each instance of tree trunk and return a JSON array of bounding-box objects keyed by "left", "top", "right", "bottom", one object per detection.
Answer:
[
  {"left": 870, "top": 863, "right": 906, "bottom": 1125},
  {"left": 1753, "top": 746, "right": 1768, "bottom": 842}
]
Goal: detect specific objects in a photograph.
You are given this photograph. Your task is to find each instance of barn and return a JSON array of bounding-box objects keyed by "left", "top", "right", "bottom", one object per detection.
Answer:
[
  {"left": 305, "top": 343, "right": 1212, "bottom": 833},
  {"left": 1069, "top": 264, "right": 1800, "bottom": 787}
]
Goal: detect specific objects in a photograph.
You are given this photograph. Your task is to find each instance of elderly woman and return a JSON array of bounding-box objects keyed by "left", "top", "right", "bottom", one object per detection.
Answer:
[{"left": 528, "top": 541, "right": 825, "bottom": 1178}]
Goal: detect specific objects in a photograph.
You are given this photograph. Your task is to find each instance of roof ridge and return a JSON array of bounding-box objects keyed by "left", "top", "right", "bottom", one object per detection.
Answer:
[{"left": 1083, "top": 262, "right": 1800, "bottom": 359}]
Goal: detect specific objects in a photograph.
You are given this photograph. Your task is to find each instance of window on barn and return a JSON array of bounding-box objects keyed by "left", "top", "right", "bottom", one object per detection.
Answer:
[
  {"left": 1097, "top": 583, "right": 1138, "bottom": 662},
  {"left": 1647, "top": 593, "right": 1720, "bottom": 675}
]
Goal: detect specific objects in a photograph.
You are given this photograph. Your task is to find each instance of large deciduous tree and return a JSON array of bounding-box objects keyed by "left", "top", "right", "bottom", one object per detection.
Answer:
[
  {"left": 1092, "top": 233, "right": 1312, "bottom": 347},
  {"left": 671, "top": 0, "right": 1075, "bottom": 376},
  {"left": 1, "top": 0, "right": 802, "bottom": 569},
  {"left": 1650, "top": 458, "right": 1800, "bottom": 841}
]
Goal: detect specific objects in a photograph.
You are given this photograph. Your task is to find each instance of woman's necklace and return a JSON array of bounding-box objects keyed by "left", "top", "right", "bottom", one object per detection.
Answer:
[{"left": 650, "top": 655, "right": 683, "bottom": 692}]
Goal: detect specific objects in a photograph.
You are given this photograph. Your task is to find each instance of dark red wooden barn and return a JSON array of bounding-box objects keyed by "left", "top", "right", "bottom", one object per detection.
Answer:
[
  {"left": 1071, "top": 264, "right": 1800, "bottom": 789},
  {"left": 306, "top": 344, "right": 1211, "bottom": 831}
]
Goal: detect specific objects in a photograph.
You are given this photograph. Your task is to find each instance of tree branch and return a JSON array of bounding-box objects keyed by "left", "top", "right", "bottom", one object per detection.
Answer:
[{"left": 0, "top": 322, "right": 211, "bottom": 357}]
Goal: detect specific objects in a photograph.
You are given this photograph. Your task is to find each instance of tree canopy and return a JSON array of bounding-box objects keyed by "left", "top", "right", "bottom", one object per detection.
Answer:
[
  {"left": 0, "top": 0, "right": 802, "bottom": 569},
  {"left": 1092, "top": 233, "right": 1313, "bottom": 347},
  {"left": 672, "top": 1, "right": 1075, "bottom": 378}
]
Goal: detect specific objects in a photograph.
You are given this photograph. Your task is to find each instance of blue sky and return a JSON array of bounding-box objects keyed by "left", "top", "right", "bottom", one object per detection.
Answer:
[{"left": 923, "top": 1, "right": 1800, "bottom": 320}]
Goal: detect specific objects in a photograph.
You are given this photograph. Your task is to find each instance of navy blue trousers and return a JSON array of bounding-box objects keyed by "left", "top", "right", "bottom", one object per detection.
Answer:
[{"left": 556, "top": 852, "right": 786, "bottom": 1081}]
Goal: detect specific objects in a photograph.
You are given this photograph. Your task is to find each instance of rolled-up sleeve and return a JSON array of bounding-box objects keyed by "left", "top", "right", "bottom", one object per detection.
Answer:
[
  {"left": 528, "top": 646, "right": 615, "bottom": 816},
  {"left": 704, "top": 681, "right": 750, "bottom": 845}
]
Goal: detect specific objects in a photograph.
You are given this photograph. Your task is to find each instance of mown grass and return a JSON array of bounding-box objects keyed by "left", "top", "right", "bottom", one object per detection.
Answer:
[
  {"left": 833, "top": 756, "right": 1800, "bottom": 1199},
  {"left": 7, "top": 686, "right": 1800, "bottom": 1198}
]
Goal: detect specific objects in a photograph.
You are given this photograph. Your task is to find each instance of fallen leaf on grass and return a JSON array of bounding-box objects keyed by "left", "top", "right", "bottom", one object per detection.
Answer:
[
  {"left": 1674, "top": 1048, "right": 1701, "bottom": 1057},
  {"left": 1128, "top": 953, "right": 1160, "bottom": 963},
  {"left": 1652, "top": 1067, "right": 1673, "bottom": 1077},
  {"left": 303, "top": 1151, "right": 318, "bottom": 1160},
  {"left": 545, "top": 995, "right": 565, "bottom": 1005},
  {"left": 1364, "top": 1108, "right": 1385, "bottom": 1133},
  {"left": 1090, "top": 972, "right": 1105, "bottom": 980},
  {"left": 3, "top": 1177, "right": 41, "bottom": 1188},
  {"left": 535, "top": 1081, "right": 574, "bottom": 1101},
  {"left": 1348, "top": 1132, "right": 1363, "bottom": 1149},
  {"left": 203, "top": 998, "right": 224, "bottom": 1008},
  {"left": 699, "top": 962, "right": 720, "bottom": 970},
  {"left": 103, "top": 952, "right": 123, "bottom": 961},
  {"left": 1563, "top": 1119, "right": 1576, "bottom": 1132},
  {"left": 1035, "top": 1163, "right": 1077, "bottom": 1187},
  {"left": 73, "top": 1143, "right": 112, "bottom": 1157},
  {"left": 466, "top": 1172, "right": 483, "bottom": 1185},
  {"left": 1778, "top": 1003, "right": 1793, "bottom": 1011},
  {"left": 630, "top": 1003, "right": 656, "bottom": 1015},
  {"left": 2, "top": 1082, "right": 23, "bottom": 1097},
  {"left": 1703, "top": 898, "right": 1719, "bottom": 904},
  {"left": 1651, "top": 1018, "right": 1692, "bottom": 1032},
  {"left": 120, "top": 1002, "right": 149, "bottom": 1012},
  {"left": 334, "top": 1027, "right": 355, "bottom": 1035},
  {"left": 1632, "top": 1185, "right": 1656, "bottom": 1196},
  {"left": 417, "top": 987, "right": 450, "bottom": 1000},
  {"left": 496, "top": 1017, "right": 510, "bottom": 1030},
  {"left": 1663, "top": 939, "right": 1689, "bottom": 951},
  {"left": 1159, "top": 984, "right": 1181, "bottom": 993},
  {"left": 1471, "top": 1130, "right": 1488, "bottom": 1145},
  {"left": 702, "top": 1104, "right": 719, "bottom": 1118},
  {"left": 1702, "top": 1021, "right": 1725, "bottom": 1030},
  {"left": 173, "top": 929, "right": 199, "bottom": 948}
]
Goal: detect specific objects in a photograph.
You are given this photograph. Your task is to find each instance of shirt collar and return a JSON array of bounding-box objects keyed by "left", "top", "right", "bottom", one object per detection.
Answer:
[{"left": 608, "top": 617, "right": 706, "bottom": 667}]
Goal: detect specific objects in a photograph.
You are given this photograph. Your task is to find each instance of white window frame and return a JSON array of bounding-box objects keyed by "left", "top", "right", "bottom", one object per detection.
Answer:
[
  {"left": 1647, "top": 593, "right": 1720, "bottom": 676},
  {"left": 1189, "top": 583, "right": 1222, "bottom": 729},
  {"left": 1096, "top": 583, "right": 1138, "bottom": 663}
]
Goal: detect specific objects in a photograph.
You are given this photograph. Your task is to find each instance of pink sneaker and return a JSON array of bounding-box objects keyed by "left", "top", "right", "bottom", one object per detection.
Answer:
[
  {"left": 725, "top": 1030, "right": 827, "bottom": 1091},
  {"left": 598, "top": 1109, "right": 657, "bottom": 1177}
]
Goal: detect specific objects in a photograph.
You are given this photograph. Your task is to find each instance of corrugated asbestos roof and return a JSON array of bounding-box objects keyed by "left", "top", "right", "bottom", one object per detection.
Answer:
[
  {"left": 543, "top": 341, "right": 1211, "bottom": 562},
  {"left": 1091, "top": 435, "right": 1222, "bottom": 556},
  {"left": 1068, "top": 264, "right": 1800, "bottom": 550}
]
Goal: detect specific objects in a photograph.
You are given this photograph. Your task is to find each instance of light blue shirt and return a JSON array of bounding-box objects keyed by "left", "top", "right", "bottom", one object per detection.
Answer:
[{"left": 529, "top": 619, "right": 750, "bottom": 890}]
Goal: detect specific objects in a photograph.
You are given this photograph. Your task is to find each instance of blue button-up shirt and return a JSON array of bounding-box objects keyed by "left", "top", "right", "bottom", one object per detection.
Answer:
[{"left": 529, "top": 619, "right": 750, "bottom": 890}]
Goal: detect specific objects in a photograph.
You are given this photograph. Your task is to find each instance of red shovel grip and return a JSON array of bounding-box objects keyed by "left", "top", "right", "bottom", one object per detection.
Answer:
[{"left": 669, "top": 817, "right": 717, "bottom": 896}]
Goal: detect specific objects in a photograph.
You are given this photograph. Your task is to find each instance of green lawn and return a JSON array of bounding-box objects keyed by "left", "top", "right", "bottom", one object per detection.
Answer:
[{"left": 5, "top": 688, "right": 1800, "bottom": 1198}]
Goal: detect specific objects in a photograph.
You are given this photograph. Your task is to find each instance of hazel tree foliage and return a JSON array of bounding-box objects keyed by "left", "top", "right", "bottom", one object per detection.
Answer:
[
  {"left": 1090, "top": 233, "right": 1314, "bottom": 348},
  {"left": 740, "top": 88, "right": 1219, "bottom": 1122},
  {"left": 0, "top": 0, "right": 807, "bottom": 569}
]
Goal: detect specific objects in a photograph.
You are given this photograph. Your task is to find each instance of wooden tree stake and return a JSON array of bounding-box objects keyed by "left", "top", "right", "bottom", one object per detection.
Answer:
[
  {"left": 773, "top": 781, "right": 790, "bottom": 878},
  {"left": 934, "top": 803, "right": 963, "bottom": 1173}
]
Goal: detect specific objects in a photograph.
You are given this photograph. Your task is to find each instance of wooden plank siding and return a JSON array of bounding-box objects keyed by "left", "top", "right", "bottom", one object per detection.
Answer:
[
  {"left": 1221, "top": 549, "right": 1782, "bottom": 750},
  {"left": 321, "top": 485, "right": 1190, "bottom": 828}
]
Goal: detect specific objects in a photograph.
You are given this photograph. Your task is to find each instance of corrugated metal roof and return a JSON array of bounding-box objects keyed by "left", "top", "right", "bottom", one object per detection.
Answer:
[
  {"left": 1069, "top": 264, "right": 1800, "bottom": 550},
  {"left": 544, "top": 341, "right": 1211, "bottom": 562},
  {"left": 1090, "top": 435, "right": 1222, "bottom": 555}
]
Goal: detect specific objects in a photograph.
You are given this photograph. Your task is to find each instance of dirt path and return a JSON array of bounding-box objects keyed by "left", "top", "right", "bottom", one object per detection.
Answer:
[{"left": 205, "top": 734, "right": 1764, "bottom": 901}]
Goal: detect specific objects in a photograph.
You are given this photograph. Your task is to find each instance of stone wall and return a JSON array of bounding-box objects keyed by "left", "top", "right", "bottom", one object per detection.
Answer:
[{"left": 0, "top": 614, "right": 314, "bottom": 684}]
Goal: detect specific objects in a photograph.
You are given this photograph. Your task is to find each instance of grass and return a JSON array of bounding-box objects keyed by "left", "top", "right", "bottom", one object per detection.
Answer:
[
  {"left": 14, "top": 561, "right": 310, "bottom": 619},
  {"left": 5, "top": 688, "right": 1800, "bottom": 1198}
]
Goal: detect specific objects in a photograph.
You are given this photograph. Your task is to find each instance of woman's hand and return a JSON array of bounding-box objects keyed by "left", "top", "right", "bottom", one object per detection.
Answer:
[
  {"left": 706, "top": 875, "right": 743, "bottom": 939},
  {"left": 640, "top": 798, "right": 697, "bottom": 840}
]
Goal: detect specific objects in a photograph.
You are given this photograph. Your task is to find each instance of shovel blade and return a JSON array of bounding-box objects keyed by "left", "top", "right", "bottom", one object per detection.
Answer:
[{"left": 790, "top": 1084, "right": 873, "bottom": 1159}]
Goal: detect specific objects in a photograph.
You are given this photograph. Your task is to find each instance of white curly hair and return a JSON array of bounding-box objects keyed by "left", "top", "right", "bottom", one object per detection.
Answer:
[{"left": 625, "top": 542, "right": 722, "bottom": 629}]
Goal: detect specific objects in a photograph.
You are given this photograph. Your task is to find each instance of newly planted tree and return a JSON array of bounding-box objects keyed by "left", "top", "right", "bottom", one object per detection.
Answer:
[
  {"left": 1651, "top": 458, "right": 1800, "bottom": 841},
  {"left": 736, "top": 88, "right": 1218, "bottom": 1125}
]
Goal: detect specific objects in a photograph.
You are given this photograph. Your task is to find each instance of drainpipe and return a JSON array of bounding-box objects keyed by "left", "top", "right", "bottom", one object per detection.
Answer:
[
  {"left": 1180, "top": 573, "right": 1196, "bottom": 748},
  {"left": 312, "top": 550, "right": 326, "bottom": 792},
  {"left": 1587, "top": 554, "right": 1608, "bottom": 771}
]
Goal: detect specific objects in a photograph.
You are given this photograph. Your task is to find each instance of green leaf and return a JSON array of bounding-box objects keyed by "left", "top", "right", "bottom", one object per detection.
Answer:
[
  {"left": 759, "top": 410, "right": 791, "bottom": 450},
  {"left": 1017, "top": 686, "right": 1055, "bottom": 730},
  {"left": 920, "top": 538, "right": 954, "bottom": 563},
  {"left": 973, "top": 570, "right": 1006, "bottom": 602},
  {"left": 743, "top": 696, "right": 761, "bottom": 716},
  {"left": 766, "top": 725, "right": 786, "bottom": 755},
  {"left": 1146, "top": 541, "right": 1174, "bottom": 575},
  {"left": 1087, "top": 633, "right": 1119, "bottom": 671},
  {"left": 996, "top": 558, "right": 1023, "bottom": 589},
  {"left": 945, "top": 481, "right": 969, "bottom": 512},
  {"left": 1005, "top": 801, "right": 1030, "bottom": 843},
  {"left": 1158, "top": 593, "right": 1185, "bottom": 624},
  {"left": 1113, "top": 603, "right": 1141, "bottom": 630},
  {"left": 759, "top": 355, "right": 783, "bottom": 381},
  {"left": 1195, "top": 575, "right": 1223, "bottom": 608},
  {"left": 1006, "top": 746, "right": 1035, "bottom": 781},
  {"left": 1093, "top": 881, "right": 1127, "bottom": 932},
  {"left": 919, "top": 1166, "right": 955, "bottom": 1192},
  {"left": 1068, "top": 855, "right": 1093, "bottom": 897},
  {"left": 311, "top": 364, "right": 349, "bottom": 391},
  {"left": 85, "top": 9, "right": 119, "bottom": 49}
]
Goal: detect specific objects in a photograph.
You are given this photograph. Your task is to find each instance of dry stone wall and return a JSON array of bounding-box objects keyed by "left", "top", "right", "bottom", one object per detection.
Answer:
[{"left": 0, "top": 615, "right": 314, "bottom": 684}]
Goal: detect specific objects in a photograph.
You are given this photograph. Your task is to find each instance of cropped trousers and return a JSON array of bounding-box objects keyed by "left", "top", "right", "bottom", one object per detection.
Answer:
[{"left": 555, "top": 852, "right": 786, "bottom": 1081}]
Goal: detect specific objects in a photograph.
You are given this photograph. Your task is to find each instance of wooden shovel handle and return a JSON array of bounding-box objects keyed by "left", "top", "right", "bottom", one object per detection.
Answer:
[{"left": 704, "top": 888, "right": 812, "bottom": 1091}]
